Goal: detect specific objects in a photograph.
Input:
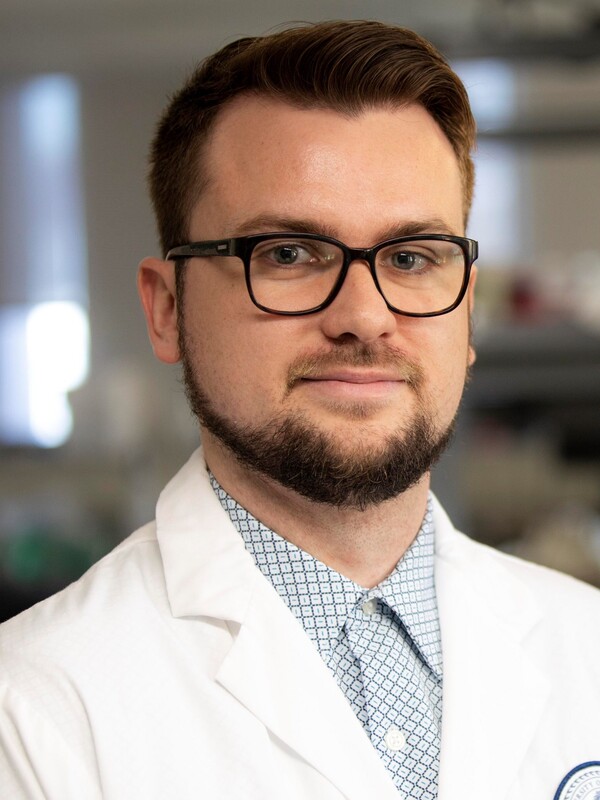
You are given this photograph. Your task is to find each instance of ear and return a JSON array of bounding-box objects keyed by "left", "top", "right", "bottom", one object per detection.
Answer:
[
  {"left": 137, "top": 257, "right": 181, "bottom": 364},
  {"left": 467, "top": 265, "right": 478, "bottom": 367}
]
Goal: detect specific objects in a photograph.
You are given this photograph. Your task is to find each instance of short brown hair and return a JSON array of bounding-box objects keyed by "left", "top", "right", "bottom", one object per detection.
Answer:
[{"left": 149, "top": 20, "right": 476, "bottom": 256}]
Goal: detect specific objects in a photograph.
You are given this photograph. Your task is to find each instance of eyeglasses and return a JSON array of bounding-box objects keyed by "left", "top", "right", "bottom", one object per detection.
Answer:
[{"left": 166, "top": 232, "right": 478, "bottom": 317}]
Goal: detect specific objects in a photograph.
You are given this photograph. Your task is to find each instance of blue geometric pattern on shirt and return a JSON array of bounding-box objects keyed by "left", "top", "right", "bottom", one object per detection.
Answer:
[{"left": 210, "top": 474, "right": 443, "bottom": 799}]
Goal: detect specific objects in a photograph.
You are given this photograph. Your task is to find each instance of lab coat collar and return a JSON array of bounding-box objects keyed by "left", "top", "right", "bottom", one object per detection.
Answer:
[
  {"left": 432, "top": 497, "right": 551, "bottom": 800},
  {"left": 156, "top": 448, "right": 260, "bottom": 622}
]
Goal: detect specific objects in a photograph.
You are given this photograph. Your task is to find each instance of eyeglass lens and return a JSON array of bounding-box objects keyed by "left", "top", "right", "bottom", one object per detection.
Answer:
[{"left": 248, "top": 237, "right": 467, "bottom": 314}]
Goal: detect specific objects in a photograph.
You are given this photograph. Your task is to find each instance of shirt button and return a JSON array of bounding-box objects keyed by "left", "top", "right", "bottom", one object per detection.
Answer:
[
  {"left": 384, "top": 726, "right": 407, "bottom": 751},
  {"left": 361, "top": 598, "right": 378, "bottom": 615}
]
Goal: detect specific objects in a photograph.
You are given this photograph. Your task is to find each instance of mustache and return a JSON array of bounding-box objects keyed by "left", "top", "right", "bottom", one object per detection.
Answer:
[{"left": 285, "top": 343, "right": 423, "bottom": 390}]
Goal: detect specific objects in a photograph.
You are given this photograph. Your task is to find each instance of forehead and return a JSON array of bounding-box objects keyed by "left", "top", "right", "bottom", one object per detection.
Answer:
[{"left": 193, "top": 95, "right": 464, "bottom": 240}]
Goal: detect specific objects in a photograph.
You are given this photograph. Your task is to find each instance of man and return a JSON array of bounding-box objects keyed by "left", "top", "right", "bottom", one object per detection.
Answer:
[{"left": 1, "top": 20, "right": 599, "bottom": 800}]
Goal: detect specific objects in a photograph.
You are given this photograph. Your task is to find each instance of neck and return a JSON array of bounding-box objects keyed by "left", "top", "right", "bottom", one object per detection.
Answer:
[{"left": 202, "top": 433, "right": 431, "bottom": 588}]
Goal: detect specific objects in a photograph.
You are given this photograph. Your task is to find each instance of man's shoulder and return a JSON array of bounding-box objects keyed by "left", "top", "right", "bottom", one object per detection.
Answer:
[
  {"left": 0, "top": 521, "right": 165, "bottom": 667},
  {"left": 470, "top": 531, "right": 599, "bottom": 603},
  {"left": 448, "top": 525, "right": 600, "bottom": 639}
]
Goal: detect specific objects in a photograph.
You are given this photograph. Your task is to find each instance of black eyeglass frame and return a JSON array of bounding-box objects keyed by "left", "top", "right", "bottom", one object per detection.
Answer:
[{"left": 166, "top": 232, "right": 478, "bottom": 318}]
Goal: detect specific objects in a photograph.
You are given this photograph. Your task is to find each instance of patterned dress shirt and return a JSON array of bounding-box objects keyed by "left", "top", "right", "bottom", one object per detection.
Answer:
[{"left": 210, "top": 474, "right": 443, "bottom": 799}]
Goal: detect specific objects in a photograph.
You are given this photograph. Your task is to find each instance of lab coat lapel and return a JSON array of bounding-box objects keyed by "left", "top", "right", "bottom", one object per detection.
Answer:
[
  {"left": 216, "top": 576, "right": 400, "bottom": 800},
  {"left": 158, "top": 449, "right": 398, "bottom": 800},
  {"left": 433, "top": 501, "right": 551, "bottom": 800}
]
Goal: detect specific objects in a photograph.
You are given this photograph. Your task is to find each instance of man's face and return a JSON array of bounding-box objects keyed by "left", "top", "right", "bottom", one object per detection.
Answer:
[{"left": 172, "top": 97, "right": 475, "bottom": 506}]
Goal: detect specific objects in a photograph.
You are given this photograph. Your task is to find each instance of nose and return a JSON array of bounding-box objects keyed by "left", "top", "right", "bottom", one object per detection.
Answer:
[{"left": 318, "top": 260, "right": 397, "bottom": 343}]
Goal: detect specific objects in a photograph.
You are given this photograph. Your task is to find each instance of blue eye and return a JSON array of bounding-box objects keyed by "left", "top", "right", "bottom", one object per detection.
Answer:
[
  {"left": 254, "top": 242, "right": 315, "bottom": 267},
  {"left": 390, "top": 251, "right": 431, "bottom": 271},
  {"left": 272, "top": 245, "right": 305, "bottom": 264}
]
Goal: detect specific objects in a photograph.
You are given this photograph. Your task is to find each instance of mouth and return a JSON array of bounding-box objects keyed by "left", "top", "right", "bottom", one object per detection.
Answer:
[
  {"left": 299, "top": 370, "right": 409, "bottom": 400},
  {"left": 303, "top": 369, "right": 404, "bottom": 384},
  {"left": 285, "top": 345, "right": 423, "bottom": 403}
]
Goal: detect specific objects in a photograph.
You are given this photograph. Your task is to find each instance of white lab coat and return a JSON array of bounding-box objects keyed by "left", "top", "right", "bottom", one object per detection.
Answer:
[{"left": 0, "top": 448, "right": 599, "bottom": 800}]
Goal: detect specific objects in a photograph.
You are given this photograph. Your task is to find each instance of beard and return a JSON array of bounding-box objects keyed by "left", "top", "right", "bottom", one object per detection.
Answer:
[{"left": 179, "top": 328, "right": 458, "bottom": 511}]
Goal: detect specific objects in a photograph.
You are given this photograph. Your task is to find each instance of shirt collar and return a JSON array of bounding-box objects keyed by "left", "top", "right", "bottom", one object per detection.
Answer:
[
  {"left": 376, "top": 498, "right": 442, "bottom": 677},
  {"left": 210, "top": 474, "right": 442, "bottom": 679}
]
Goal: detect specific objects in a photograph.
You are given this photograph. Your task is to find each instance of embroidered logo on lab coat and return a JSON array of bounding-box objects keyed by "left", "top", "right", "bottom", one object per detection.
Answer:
[{"left": 554, "top": 762, "right": 600, "bottom": 800}]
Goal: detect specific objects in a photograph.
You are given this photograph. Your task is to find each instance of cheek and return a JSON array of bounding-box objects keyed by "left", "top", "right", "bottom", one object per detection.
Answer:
[
  {"left": 417, "top": 315, "right": 471, "bottom": 419},
  {"left": 184, "top": 293, "right": 295, "bottom": 419},
  {"left": 183, "top": 272, "right": 248, "bottom": 368}
]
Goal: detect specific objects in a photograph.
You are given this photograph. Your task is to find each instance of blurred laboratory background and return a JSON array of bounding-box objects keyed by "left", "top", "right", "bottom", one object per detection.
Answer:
[{"left": 1, "top": 0, "right": 600, "bottom": 621}]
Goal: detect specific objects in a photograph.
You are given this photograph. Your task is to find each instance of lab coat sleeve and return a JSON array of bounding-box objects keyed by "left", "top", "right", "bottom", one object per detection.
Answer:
[{"left": 0, "top": 683, "right": 102, "bottom": 800}]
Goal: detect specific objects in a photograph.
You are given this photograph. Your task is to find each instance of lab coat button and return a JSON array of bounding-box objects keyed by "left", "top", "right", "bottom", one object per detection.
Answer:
[
  {"left": 361, "top": 598, "right": 377, "bottom": 615},
  {"left": 384, "top": 726, "right": 406, "bottom": 751}
]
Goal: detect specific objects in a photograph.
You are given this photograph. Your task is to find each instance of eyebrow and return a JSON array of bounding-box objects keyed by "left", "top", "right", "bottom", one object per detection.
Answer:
[{"left": 230, "top": 214, "right": 458, "bottom": 241}]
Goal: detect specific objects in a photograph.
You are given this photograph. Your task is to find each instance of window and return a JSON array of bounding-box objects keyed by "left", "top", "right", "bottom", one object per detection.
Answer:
[
  {"left": 0, "top": 75, "right": 89, "bottom": 447},
  {"left": 453, "top": 59, "right": 526, "bottom": 267}
]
